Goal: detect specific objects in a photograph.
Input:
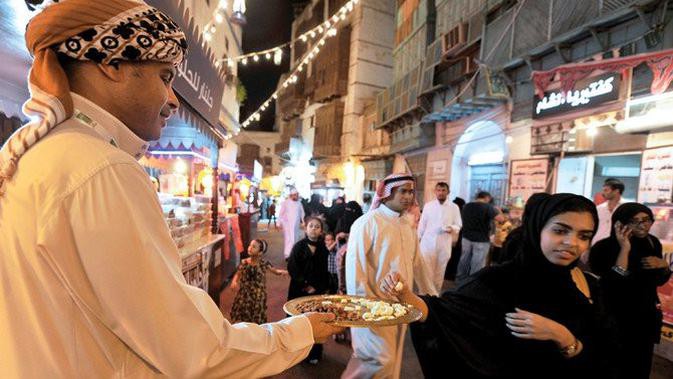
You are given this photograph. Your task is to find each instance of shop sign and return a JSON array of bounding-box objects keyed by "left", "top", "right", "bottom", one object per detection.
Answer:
[
  {"left": 508, "top": 158, "right": 549, "bottom": 201},
  {"left": 638, "top": 145, "right": 673, "bottom": 204},
  {"left": 533, "top": 74, "right": 620, "bottom": 119},
  {"left": 146, "top": 0, "right": 225, "bottom": 127}
]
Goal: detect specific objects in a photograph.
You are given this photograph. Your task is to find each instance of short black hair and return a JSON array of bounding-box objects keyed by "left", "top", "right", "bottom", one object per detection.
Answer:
[
  {"left": 603, "top": 178, "right": 625, "bottom": 194},
  {"left": 435, "top": 182, "right": 449, "bottom": 190},
  {"left": 476, "top": 191, "right": 492, "bottom": 199}
]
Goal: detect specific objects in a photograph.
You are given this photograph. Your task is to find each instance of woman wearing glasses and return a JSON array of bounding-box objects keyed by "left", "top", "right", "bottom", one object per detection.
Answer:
[{"left": 590, "top": 203, "right": 672, "bottom": 379}]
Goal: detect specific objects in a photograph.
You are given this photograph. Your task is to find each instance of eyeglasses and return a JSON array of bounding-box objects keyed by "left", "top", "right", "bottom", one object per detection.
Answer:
[{"left": 628, "top": 218, "right": 653, "bottom": 227}]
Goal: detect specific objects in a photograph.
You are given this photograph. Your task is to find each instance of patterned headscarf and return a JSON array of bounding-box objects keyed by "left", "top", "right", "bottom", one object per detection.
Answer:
[
  {"left": 0, "top": 0, "right": 187, "bottom": 196},
  {"left": 370, "top": 173, "right": 416, "bottom": 211}
]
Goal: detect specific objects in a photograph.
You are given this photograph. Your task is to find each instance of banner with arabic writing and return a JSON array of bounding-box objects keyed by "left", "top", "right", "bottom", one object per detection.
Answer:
[{"left": 147, "top": 0, "right": 226, "bottom": 127}]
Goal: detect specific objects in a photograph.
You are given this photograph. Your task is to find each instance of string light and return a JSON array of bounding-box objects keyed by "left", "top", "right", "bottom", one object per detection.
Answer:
[
  {"left": 253, "top": 54, "right": 259, "bottom": 62},
  {"left": 265, "top": 52, "right": 272, "bottom": 60},
  {"left": 274, "top": 49, "right": 282, "bottom": 65}
]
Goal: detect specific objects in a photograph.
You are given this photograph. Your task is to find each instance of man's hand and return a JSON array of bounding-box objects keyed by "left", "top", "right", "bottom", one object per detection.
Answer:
[{"left": 304, "top": 312, "right": 345, "bottom": 343}]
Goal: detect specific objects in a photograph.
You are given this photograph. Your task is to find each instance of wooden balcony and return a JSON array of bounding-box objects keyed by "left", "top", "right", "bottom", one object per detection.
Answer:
[
  {"left": 389, "top": 122, "right": 435, "bottom": 154},
  {"left": 313, "top": 100, "right": 344, "bottom": 158},
  {"left": 311, "top": 25, "right": 351, "bottom": 103},
  {"left": 277, "top": 75, "right": 305, "bottom": 121}
]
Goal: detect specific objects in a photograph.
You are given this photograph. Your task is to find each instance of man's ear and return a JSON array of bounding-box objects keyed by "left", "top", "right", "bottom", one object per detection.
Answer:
[{"left": 96, "top": 63, "right": 126, "bottom": 82}]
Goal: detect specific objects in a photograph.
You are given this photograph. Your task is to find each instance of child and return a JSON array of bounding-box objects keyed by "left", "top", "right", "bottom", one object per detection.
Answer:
[
  {"left": 230, "top": 239, "right": 287, "bottom": 324},
  {"left": 325, "top": 232, "right": 339, "bottom": 294},
  {"left": 287, "top": 216, "right": 330, "bottom": 364}
]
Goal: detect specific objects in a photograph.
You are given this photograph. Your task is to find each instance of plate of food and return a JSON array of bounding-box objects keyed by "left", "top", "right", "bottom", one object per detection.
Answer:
[{"left": 283, "top": 294, "right": 423, "bottom": 327}]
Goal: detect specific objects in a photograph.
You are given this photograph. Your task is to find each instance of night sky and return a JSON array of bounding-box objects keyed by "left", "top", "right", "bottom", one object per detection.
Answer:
[{"left": 238, "top": 0, "right": 295, "bottom": 132}]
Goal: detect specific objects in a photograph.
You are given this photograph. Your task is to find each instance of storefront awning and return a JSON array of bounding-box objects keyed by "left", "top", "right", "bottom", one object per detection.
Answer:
[
  {"left": 532, "top": 48, "right": 673, "bottom": 99},
  {"left": 422, "top": 96, "right": 505, "bottom": 123}
]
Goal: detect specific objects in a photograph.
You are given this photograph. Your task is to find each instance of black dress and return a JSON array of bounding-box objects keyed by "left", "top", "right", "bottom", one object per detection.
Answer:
[
  {"left": 590, "top": 232, "right": 671, "bottom": 379},
  {"left": 287, "top": 237, "right": 330, "bottom": 361},
  {"left": 287, "top": 238, "right": 330, "bottom": 300},
  {"left": 410, "top": 193, "right": 617, "bottom": 379}
]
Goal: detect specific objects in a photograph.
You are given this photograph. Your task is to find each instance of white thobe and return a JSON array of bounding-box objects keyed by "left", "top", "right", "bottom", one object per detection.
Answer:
[
  {"left": 592, "top": 200, "right": 625, "bottom": 245},
  {"left": 418, "top": 199, "right": 463, "bottom": 294},
  {"left": 0, "top": 93, "right": 314, "bottom": 378},
  {"left": 343, "top": 204, "right": 437, "bottom": 379},
  {"left": 278, "top": 198, "right": 305, "bottom": 259}
]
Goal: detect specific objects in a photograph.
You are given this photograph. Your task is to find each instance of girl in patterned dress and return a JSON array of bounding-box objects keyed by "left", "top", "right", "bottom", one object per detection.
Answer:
[{"left": 230, "top": 239, "right": 288, "bottom": 324}]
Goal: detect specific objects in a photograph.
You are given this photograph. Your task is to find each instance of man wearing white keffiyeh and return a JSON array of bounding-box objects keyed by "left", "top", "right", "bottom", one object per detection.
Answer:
[
  {"left": 0, "top": 1, "right": 341, "bottom": 377},
  {"left": 343, "top": 173, "right": 437, "bottom": 379}
]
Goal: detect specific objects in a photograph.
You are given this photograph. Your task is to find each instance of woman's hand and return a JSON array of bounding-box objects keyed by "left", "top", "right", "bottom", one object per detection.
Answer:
[
  {"left": 641, "top": 256, "right": 669, "bottom": 270},
  {"left": 614, "top": 221, "right": 632, "bottom": 251},
  {"left": 505, "top": 308, "right": 575, "bottom": 348}
]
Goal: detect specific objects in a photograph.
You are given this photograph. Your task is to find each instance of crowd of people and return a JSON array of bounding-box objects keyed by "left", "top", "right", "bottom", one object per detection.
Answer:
[{"left": 228, "top": 175, "right": 671, "bottom": 379}]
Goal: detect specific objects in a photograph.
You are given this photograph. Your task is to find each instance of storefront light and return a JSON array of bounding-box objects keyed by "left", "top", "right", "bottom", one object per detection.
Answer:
[
  {"left": 468, "top": 151, "right": 504, "bottom": 166},
  {"left": 174, "top": 158, "right": 189, "bottom": 174}
]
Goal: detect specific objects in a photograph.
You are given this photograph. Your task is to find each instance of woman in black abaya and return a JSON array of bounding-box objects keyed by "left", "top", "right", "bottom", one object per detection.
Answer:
[
  {"left": 589, "top": 203, "right": 671, "bottom": 379},
  {"left": 381, "top": 193, "right": 616, "bottom": 379}
]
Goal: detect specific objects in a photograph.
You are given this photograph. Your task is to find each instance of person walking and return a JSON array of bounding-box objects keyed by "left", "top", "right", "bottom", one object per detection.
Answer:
[
  {"left": 342, "top": 173, "right": 436, "bottom": 379},
  {"left": 230, "top": 239, "right": 288, "bottom": 324},
  {"left": 287, "top": 217, "right": 331, "bottom": 365},
  {"left": 279, "top": 188, "right": 305, "bottom": 260},
  {"left": 590, "top": 203, "right": 672, "bottom": 379},
  {"left": 268, "top": 199, "right": 278, "bottom": 229},
  {"left": 0, "top": 1, "right": 340, "bottom": 377},
  {"left": 418, "top": 182, "right": 462, "bottom": 294},
  {"left": 456, "top": 191, "right": 504, "bottom": 284}
]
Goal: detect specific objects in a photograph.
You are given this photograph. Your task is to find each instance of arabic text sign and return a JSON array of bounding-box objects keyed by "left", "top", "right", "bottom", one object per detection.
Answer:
[
  {"left": 533, "top": 74, "right": 620, "bottom": 119},
  {"left": 146, "top": 0, "right": 225, "bottom": 127},
  {"left": 638, "top": 145, "right": 673, "bottom": 204},
  {"left": 508, "top": 159, "right": 549, "bottom": 201}
]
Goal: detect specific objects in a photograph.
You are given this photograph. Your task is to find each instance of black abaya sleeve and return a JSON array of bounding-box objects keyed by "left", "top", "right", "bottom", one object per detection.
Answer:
[{"left": 410, "top": 267, "right": 515, "bottom": 378}]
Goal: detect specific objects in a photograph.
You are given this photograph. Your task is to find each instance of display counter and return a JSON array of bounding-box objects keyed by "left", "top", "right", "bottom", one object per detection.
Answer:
[{"left": 179, "top": 233, "right": 225, "bottom": 292}]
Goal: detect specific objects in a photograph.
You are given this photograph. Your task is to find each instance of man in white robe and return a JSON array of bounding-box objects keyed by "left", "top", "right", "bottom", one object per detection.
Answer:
[
  {"left": 418, "top": 182, "right": 462, "bottom": 294},
  {"left": 0, "top": 2, "right": 340, "bottom": 377},
  {"left": 343, "top": 174, "right": 437, "bottom": 379},
  {"left": 279, "top": 188, "right": 305, "bottom": 259}
]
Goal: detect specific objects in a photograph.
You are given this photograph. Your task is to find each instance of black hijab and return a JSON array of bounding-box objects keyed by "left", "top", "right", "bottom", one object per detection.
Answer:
[
  {"left": 411, "top": 194, "right": 609, "bottom": 379},
  {"left": 335, "top": 201, "right": 363, "bottom": 235}
]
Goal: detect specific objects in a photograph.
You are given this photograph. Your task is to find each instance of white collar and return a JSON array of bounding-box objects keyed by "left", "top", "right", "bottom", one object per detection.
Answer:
[
  {"left": 71, "top": 92, "right": 149, "bottom": 160},
  {"left": 378, "top": 204, "right": 402, "bottom": 217}
]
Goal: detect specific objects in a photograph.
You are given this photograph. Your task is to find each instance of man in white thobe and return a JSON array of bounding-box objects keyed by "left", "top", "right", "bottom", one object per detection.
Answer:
[
  {"left": 279, "top": 188, "right": 305, "bottom": 259},
  {"left": 0, "top": 2, "right": 340, "bottom": 377},
  {"left": 418, "top": 182, "right": 462, "bottom": 294},
  {"left": 343, "top": 174, "right": 437, "bottom": 379}
]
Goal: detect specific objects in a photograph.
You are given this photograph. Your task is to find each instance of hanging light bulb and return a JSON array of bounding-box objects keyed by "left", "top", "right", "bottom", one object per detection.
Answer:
[
  {"left": 283, "top": 82, "right": 289, "bottom": 88},
  {"left": 241, "top": 57, "right": 248, "bottom": 65},
  {"left": 272, "top": 94, "right": 278, "bottom": 100},
  {"left": 265, "top": 52, "right": 271, "bottom": 60},
  {"left": 325, "top": 20, "right": 331, "bottom": 28},
  {"left": 227, "top": 58, "right": 234, "bottom": 68},
  {"left": 319, "top": 39, "right": 326, "bottom": 46},
  {"left": 309, "top": 31, "right": 316, "bottom": 38},
  {"left": 273, "top": 49, "right": 282, "bottom": 65},
  {"left": 203, "top": 31, "right": 212, "bottom": 41},
  {"left": 308, "top": 52, "right": 314, "bottom": 59},
  {"left": 340, "top": 12, "right": 347, "bottom": 20},
  {"left": 215, "top": 12, "right": 224, "bottom": 24},
  {"left": 328, "top": 28, "right": 337, "bottom": 37},
  {"left": 253, "top": 54, "right": 259, "bottom": 62},
  {"left": 210, "top": 24, "right": 217, "bottom": 33},
  {"left": 346, "top": 1, "right": 354, "bottom": 11},
  {"left": 314, "top": 46, "right": 320, "bottom": 53},
  {"left": 300, "top": 34, "right": 308, "bottom": 42},
  {"left": 297, "top": 64, "right": 303, "bottom": 72},
  {"left": 332, "top": 15, "right": 339, "bottom": 23},
  {"left": 291, "top": 75, "right": 297, "bottom": 82},
  {"left": 317, "top": 26, "right": 324, "bottom": 33}
]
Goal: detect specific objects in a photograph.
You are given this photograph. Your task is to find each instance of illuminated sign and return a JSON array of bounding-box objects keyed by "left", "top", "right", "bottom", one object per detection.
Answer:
[{"left": 533, "top": 74, "right": 620, "bottom": 119}]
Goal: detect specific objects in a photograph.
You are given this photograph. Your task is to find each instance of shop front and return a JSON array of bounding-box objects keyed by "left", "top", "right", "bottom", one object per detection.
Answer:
[
  {"left": 532, "top": 50, "right": 673, "bottom": 359},
  {"left": 143, "top": 0, "right": 241, "bottom": 304}
]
